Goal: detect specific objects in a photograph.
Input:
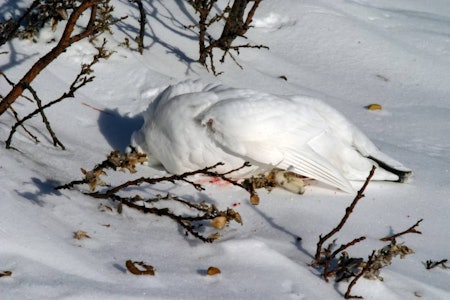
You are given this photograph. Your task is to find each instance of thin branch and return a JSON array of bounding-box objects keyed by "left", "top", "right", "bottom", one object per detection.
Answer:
[
  {"left": 314, "top": 166, "right": 376, "bottom": 263},
  {"left": 24, "top": 84, "right": 65, "bottom": 149},
  {"left": 0, "top": 0, "right": 40, "bottom": 46},
  {"left": 323, "top": 236, "right": 366, "bottom": 281},
  {"left": 379, "top": 219, "right": 423, "bottom": 242},
  {"left": 129, "top": 0, "right": 146, "bottom": 54},
  {"left": 344, "top": 251, "right": 376, "bottom": 299},
  {"left": 5, "top": 38, "right": 110, "bottom": 149},
  {"left": 57, "top": 151, "right": 248, "bottom": 243},
  {"left": 426, "top": 259, "right": 449, "bottom": 270},
  {"left": 0, "top": 0, "right": 100, "bottom": 116}
]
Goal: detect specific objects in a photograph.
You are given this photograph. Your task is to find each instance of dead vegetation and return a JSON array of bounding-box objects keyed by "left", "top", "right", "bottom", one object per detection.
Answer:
[
  {"left": 0, "top": 1, "right": 269, "bottom": 152},
  {"left": 0, "top": 1, "right": 119, "bottom": 150},
  {"left": 125, "top": 260, "right": 155, "bottom": 275},
  {"left": 57, "top": 149, "right": 256, "bottom": 243},
  {"left": 187, "top": 0, "right": 267, "bottom": 75},
  {"left": 311, "top": 166, "right": 423, "bottom": 299},
  {"left": 0, "top": 270, "right": 12, "bottom": 278},
  {"left": 426, "top": 259, "right": 449, "bottom": 270}
]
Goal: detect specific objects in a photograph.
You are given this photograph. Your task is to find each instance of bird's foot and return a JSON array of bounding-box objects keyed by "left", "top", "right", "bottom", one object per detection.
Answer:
[
  {"left": 267, "top": 169, "right": 306, "bottom": 194},
  {"left": 243, "top": 168, "right": 306, "bottom": 195}
]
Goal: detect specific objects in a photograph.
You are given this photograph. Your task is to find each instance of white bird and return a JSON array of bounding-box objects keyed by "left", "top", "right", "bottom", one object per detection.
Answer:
[{"left": 131, "top": 80, "right": 412, "bottom": 193}]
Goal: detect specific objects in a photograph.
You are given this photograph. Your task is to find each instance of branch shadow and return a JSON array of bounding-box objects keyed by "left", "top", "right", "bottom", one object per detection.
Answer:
[
  {"left": 15, "top": 177, "right": 63, "bottom": 206},
  {"left": 250, "top": 203, "right": 313, "bottom": 260},
  {"left": 114, "top": 0, "right": 200, "bottom": 75},
  {"left": 97, "top": 108, "right": 143, "bottom": 152}
]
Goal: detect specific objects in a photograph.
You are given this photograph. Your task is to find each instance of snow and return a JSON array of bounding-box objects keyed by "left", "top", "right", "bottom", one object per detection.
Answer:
[{"left": 1, "top": 0, "right": 450, "bottom": 299}]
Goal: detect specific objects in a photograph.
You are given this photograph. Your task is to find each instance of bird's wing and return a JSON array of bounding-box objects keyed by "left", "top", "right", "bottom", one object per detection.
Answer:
[{"left": 197, "top": 89, "right": 355, "bottom": 192}]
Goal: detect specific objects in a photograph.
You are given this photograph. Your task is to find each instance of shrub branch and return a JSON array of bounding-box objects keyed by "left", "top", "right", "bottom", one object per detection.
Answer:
[
  {"left": 314, "top": 166, "right": 376, "bottom": 263},
  {"left": 57, "top": 150, "right": 254, "bottom": 243},
  {"left": 0, "top": 0, "right": 100, "bottom": 116}
]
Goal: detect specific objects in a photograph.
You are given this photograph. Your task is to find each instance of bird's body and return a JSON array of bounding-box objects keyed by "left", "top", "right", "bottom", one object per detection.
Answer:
[{"left": 131, "top": 80, "right": 412, "bottom": 193}]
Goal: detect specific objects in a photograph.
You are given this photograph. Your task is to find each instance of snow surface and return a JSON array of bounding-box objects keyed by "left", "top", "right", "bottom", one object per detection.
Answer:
[{"left": 1, "top": 0, "right": 450, "bottom": 299}]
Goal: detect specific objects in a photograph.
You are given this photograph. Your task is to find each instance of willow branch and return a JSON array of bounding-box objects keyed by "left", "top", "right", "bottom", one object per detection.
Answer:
[{"left": 0, "top": 0, "right": 100, "bottom": 116}]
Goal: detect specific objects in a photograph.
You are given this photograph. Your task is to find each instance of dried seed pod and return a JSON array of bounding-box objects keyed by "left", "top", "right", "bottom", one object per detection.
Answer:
[
  {"left": 207, "top": 266, "right": 221, "bottom": 276},
  {"left": 210, "top": 216, "right": 227, "bottom": 229},
  {"left": 250, "top": 193, "right": 260, "bottom": 205}
]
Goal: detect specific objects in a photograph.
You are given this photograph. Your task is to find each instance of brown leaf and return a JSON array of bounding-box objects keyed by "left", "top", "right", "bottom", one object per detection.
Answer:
[
  {"left": 125, "top": 260, "right": 155, "bottom": 275},
  {"left": 366, "top": 103, "right": 382, "bottom": 110},
  {"left": 0, "top": 270, "right": 12, "bottom": 278},
  {"left": 207, "top": 266, "right": 221, "bottom": 276},
  {"left": 74, "top": 230, "right": 90, "bottom": 240}
]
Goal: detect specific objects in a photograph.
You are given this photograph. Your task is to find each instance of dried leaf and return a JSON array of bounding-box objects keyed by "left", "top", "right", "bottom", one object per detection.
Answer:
[
  {"left": 207, "top": 266, "right": 221, "bottom": 276},
  {"left": 226, "top": 208, "right": 243, "bottom": 225},
  {"left": 366, "top": 103, "right": 382, "bottom": 110},
  {"left": 0, "top": 270, "right": 12, "bottom": 278},
  {"left": 125, "top": 260, "right": 155, "bottom": 275},
  {"left": 74, "top": 230, "right": 90, "bottom": 240},
  {"left": 81, "top": 168, "right": 108, "bottom": 191}
]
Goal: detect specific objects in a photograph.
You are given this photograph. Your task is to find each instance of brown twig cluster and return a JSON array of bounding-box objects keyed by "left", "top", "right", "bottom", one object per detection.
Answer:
[
  {"left": 57, "top": 150, "right": 255, "bottom": 243},
  {"left": 187, "top": 0, "right": 267, "bottom": 75},
  {"left": 310, "top": 166, "right": 422, "bottom": 299},
  {"left": 4, "top": 38, "right": 113, "bottom": 150},
  {"left": 0, "top": 0, "right": 75, "bottom": 45},
  {"left": 0, "top": 1, "right": 118, "bottom": 150}
]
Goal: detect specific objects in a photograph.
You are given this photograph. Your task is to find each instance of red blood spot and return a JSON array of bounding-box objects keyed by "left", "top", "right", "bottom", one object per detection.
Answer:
[
  {"left": 195, "top": 176, "right": 232, "bottom": 188},
  {"left": 208, "top": 177, "right": 222, "bottom": 184}
]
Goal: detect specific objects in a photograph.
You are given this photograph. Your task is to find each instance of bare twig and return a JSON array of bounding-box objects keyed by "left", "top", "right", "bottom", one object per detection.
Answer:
[
  {"left": 323, "top": 236, "right": 366, "bottom": 282},
  {"left": 0, "top": 0, "right": 40, "bottom": 46},
  {"left": 426, "top": 259, "right": 449, "bottom": 270},
  {"left": 0, "top": 0, "right": 100, "bottom": 116},
  {"left": 314, "top": 166, "right": 376, "bottom": 263},
  {"left": 344, "top": 251, "right": 376, "bottom": 299},
  {"left": 5, "top": 39, "right": 111, "bottom": 149},
  {"left": 188, "top": 0, "right": 267, "bottom": 75},
  {"left": 379, "top": 219, "right": 423, "bottom": 242},
  {"left": 23, "top": 84, "right": 66, "bottom": 149},
  {"left": 128, "top": 0, "right": 146, "bottom": 54},
  {"left": 57, "top": 151, "right": 250, "bottom": 242}
]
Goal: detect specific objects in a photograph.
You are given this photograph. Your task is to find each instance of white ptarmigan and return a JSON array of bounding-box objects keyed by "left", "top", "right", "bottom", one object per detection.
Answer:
[{"left": 131, "top": 80, "right": 412, "bottom": 193}]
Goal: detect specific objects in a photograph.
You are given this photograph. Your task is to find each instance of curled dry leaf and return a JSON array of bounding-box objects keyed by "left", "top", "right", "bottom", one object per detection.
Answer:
[
  {"left": 125, "top": 260, "right": 155, "bottom": 276},
  {"left": 207, "top": 266, "right": 221, "bottom": 276},
  {"left": 227, "top": 208, "right": 243, "bottom": 225},
  {"left": 81, "top": 168, "right": 107, "bottom": 191},
  {"left": 0, "top": 270, "right": 12, "bottom": 278},
  {"left": 74, "top": 230, "right": 90, "bottom": 240},
  {"left": 107, "top": 150, "right": 147, "bottom": 173}
]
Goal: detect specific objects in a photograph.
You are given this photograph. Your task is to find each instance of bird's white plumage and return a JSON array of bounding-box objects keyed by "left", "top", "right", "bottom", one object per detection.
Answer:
[{"left": 131, "top": 80, "right": 412, "bottom": 193}]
